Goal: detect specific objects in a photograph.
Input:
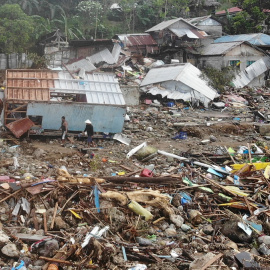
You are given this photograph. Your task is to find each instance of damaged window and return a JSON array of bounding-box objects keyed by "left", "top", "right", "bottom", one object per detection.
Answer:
[
  {"left": 229, "top": 60, "right": 240, "bottom": 68},
  {"left": 247, "top": 60, "right": 255, "bottom": 67}
]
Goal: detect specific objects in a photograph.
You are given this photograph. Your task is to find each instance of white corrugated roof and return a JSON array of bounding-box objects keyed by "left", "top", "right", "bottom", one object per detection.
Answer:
[
  {"left": 65, "top": 59, "right": 96, "bottom": 72},
  {"left": 170, "top": 28, "right": 199, "bottom": 39},
  {"left": 233, "top": 56, "right": 270, "bottom": 87},
  {"left": 86, "top": 48, "right": 116, "bottom": 65},
  {"left": 51, "top": 71, "right": 126, "bottom": 106},
  {"left": 140, "top": 63, "right": 217, "bottom": 102}
]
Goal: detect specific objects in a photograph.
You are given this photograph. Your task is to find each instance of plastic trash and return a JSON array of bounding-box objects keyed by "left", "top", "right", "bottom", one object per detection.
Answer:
[
  {"left": 140, "top": 168, "right": 153, "bottom": 177},
  {"left": 128, "top": 201, "right": 153, "bottom": 221},
  {"left": 128, "top": 264, "right": 147, "bottom": 270},
  {"left": 127, "top": 142, "right": 147, "bottom": 159},
  {"left": 172, "top": 132, "right": 187, "bottom": 140}
]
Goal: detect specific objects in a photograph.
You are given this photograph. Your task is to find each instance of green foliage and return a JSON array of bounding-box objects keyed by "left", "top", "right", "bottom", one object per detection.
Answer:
[
  {"left": 27, "top": 53, "right": 48, "bottom": 68},
  {"left": 201, "top": 67, "right": 236, "bottom": 92},
  {"left": 0, "top": 4, "right": 34, "bottom": 53},
  {"left": 77, "top": 1, "right": 104, "bottom": 39},
  {"left": 230, "top": 0, "right": 268, "bottom": 34}
]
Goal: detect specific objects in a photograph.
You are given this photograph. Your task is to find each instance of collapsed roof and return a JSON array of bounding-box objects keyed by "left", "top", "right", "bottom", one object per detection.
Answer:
[
  {"left": 140, "top": 63, "right": 218, "bottom": 107},
  {"left": 233, "top": 56, "right": 270, "bottom": 88}
]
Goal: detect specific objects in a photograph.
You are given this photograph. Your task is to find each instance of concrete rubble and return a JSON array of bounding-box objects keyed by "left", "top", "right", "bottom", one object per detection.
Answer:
[{"left": 1, "top": 66, "right": 270, "bottom": 269}]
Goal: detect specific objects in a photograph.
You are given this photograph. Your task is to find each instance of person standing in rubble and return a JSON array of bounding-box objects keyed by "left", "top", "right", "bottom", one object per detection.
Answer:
[
  {"left": 84, "top": 119, "right": 95, "bottom": 147},
  {"left": 60, "top": 116, "right": 68, "bottom": 144}
]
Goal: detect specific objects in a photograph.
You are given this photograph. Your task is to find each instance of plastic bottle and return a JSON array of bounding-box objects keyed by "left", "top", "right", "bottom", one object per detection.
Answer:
[{"left": 127, "top": 201, "right": 153, "bottom": 221}]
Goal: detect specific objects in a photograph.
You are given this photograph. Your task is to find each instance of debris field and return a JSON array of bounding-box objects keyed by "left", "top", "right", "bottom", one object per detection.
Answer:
[{"left": 1, "top": 87, "right": 270, "bottom": 269}]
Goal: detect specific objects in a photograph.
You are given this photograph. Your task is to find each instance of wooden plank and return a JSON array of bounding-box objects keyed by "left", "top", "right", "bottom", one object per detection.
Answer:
[
  {"left": 15, "top": 233, "right": 48, "bottom": 242},
  {"left": 244, "top": 196, "right": 253, "bottom": 215},
  {"left": 201, "top": 253, "right": 223, "bottom": 270}
]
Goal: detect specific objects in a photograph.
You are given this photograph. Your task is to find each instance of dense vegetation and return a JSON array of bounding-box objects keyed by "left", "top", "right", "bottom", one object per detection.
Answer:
[{"left": 0, "top": 0, "right": 269, "bottom": 53}]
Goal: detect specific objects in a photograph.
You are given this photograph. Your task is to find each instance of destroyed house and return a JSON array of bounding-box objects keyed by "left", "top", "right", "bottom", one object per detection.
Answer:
[
  {"left": 199, "top": 41, "right": 267, "bottom": 72},
  {"left": 42, "top": 36, "right": 115, "bottom": 68},
  {"left": 140, "top": 63, "right": 217, "bottom": 107},
  {"left": 4, "top": 70, "right": 126, "bottom": 134},
  {"left": 145, "top": 18, "right": 208, "bottom": 48},
  {"left": 113, "top": 34, "right": 158, "bottom": 55}
]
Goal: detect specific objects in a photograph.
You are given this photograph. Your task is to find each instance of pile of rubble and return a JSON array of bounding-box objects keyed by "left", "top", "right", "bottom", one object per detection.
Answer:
[
  {"left": 1, "top": 85, "right": 270, "bottom": 269},
  {"left": 1, "top": 121, "right": 270, "bottom": 269}
]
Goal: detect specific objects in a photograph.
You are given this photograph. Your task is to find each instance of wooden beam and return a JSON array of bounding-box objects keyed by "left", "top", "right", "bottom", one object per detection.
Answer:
[{"left": 201, "top": 253, "right": 223, "bottom": 270}]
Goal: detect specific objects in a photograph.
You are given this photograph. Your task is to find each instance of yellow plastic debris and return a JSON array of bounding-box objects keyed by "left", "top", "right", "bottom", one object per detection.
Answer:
[
  {"left": 231, "top": 162, "right": 270, "bottom": 172},
  {"left": 118, "top": 171, "right": 125, "bottom": 176},
  {"left": 69, "top": 209, "right": 82, "bottom": 219},
  {"left": 264, "top": 165, "right": 270, "bottom": 179},
  {"left": 224, "top": 186, "right": 249, "bottom": 197}
]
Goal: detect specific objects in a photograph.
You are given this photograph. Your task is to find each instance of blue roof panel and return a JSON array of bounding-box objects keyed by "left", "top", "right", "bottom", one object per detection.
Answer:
[{"left": 214, "top": 33, "right": 270, "bottom": 46}]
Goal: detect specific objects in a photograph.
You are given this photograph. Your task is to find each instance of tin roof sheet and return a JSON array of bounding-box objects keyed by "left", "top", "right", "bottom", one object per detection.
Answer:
[
  {"left": 6, "top": 70, "right": 57, "bottom": 101},
  {"left": 86, "top": 48, "right": 116, "bottom": 65},
  {"left": 117, "top": 34, "right": 157, "bottom": 46},
  {"left": 140, "top": 63, "right": 217, "bottom": 101},
  {"left": 146, "top": 18, "right": 181, "bottom": 32},
  {"left": 53, "top": 72, "right": 125, "bottom": 106},
  {"left": 6, "top": 118, "right": 35, "bottom": 138},
  {"left": 65, "top": 59, "right": 96, "bottom": 72},
  {"left": 200, "top": 41, "right": 244, "bottom": 55},
  {"left": 214, "top": 33, "right": 270, "bottom": 46},
  {"left": 186, "top": 16, "right": 221, "bottom": 26},
  {"left": 170, "top": 28, "right": 200, "bottom": 39},
  {"left": 233, "top": 56, "right": 270, "bottom": 87}
]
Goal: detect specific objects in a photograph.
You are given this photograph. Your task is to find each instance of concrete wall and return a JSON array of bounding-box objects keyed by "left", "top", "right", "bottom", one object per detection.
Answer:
[
  {"left": 45, "top": 45, "right": 113, "bottom": 68},
  {"left": 199, "top": 44, "right": 265, "bottom": 71},
  {"left": 120, "top": 85, "right": 140, "bottom": 106},
  {"left": 0, "top": 53, "right": 33, "bottom": 70}
]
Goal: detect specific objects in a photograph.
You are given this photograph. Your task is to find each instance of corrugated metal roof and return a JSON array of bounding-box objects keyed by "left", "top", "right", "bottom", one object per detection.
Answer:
[
  {"left": 6, "top": 70, "right": 125, "bottom": 106},
  {"left": 86, "top": 48, "right": 116, "bottom": 65},
  {"left": 200, "top": 41, "right": 244, "bottom": 55},
  {"left": 186, "top": 16, "right": 221, "bottom": 26},
  {"left": 215, "top": 7, "right": 242, "bottom": 15},
  {"left": 6, "top": 118, "right": 35, "bottom": 138},
  {"left": 145, "top": 18, "right": 181, "bottom": 32},
  {"left": 170, "top": 28, "right": 200, "bottom": 39},
  {"left": 116, "top": 34, "right": 157, "bottom": 48},
  {"left": 53, "top": 72, "right": 126, "bottom": 106},
  {"left": 112, "top": 43, "right": 122, "bottom": 62},
  {"left": 140, "top": 63, "right": 217, "bottom": 101},
  {"left": 65, "top": 59, "right": 96, "bottom": 72},
  {"left": 233, "top": 56, "right": 270, "bottom": 87},
  {"left": 214, "top": 33, "right": 270, "bottom": 46},
  {"left": 6, "top": 70, "right": 56, "bottom": 101}
]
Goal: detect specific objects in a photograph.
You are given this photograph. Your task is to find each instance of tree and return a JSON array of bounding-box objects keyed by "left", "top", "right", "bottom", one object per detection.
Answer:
[
  {"left": 77, "top": 1, "right": 104, "bottom": 39},
  {"left": 201, "top": 67, "right": 236, "bottom": 92},
  {"left": 231, "top": 0, "right": 269, "bottom": 33},
  {"left": 0, "top": 4, "right": 34, "bottom": 53},
  {"left": 4, "top": 0, "right": 41, "bottom": 15}
]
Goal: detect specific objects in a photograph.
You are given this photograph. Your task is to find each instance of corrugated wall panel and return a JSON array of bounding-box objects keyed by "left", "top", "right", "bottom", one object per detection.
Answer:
[{"left": 27, "top": 103, "right": 126, "bottom": 133}]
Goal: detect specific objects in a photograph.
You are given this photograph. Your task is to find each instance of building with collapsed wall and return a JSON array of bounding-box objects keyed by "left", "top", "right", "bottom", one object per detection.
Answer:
[{"left": 3, "top": 69, "right": 126, "bottom": 135}]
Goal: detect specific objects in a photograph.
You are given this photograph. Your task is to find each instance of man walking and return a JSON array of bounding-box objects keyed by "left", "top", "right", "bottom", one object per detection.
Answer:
[
  {"left": 84, "top": 119, "right": 94, "bottom": 147},
  {"left": 60, "top": 116, "right": 68, "bottom": 144}
]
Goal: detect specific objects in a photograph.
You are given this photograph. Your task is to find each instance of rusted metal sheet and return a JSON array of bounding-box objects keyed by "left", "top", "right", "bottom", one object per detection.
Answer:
[
  {"left": 6, "top": 118, "right": 35, "bottom": 138},
  {"left": 6, "top": 70, "right": 58, "bottom": 101},
  {"left": 127, "top": 35, "right": 157, "bottom": 46}
]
